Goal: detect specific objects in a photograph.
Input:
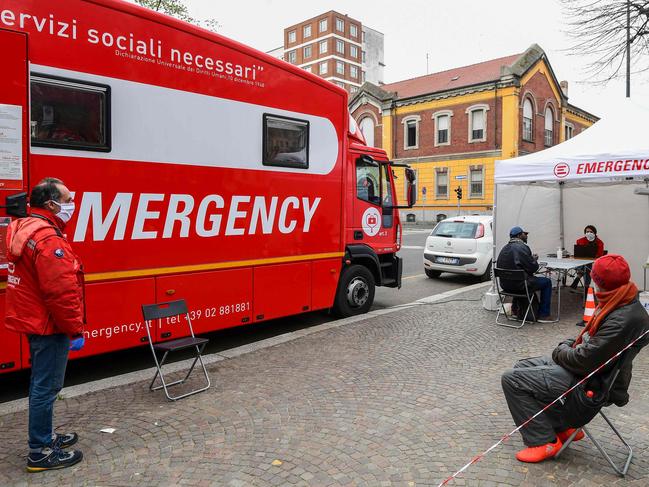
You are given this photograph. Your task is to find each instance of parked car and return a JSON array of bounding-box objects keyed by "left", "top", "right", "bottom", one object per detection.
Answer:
[{"left": 423, "top": 215, "right": 493, "bottom": 281}]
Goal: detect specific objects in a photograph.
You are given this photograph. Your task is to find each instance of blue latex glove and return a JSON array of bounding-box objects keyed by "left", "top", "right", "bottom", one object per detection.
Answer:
[{"left": 69, "top": 337, "right": 85, "bottom": 351}]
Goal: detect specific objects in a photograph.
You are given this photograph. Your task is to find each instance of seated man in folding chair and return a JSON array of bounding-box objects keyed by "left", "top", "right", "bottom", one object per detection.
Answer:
[
  {"left": 501, "top": 254, "right": 649, "bottom": 463},
  {"left": 496, "top": 226, "right": 553, "bottom": 322}
]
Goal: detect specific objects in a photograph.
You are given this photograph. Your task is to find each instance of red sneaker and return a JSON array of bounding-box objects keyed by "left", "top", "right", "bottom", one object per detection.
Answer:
[
  {"left": 557, "top": 428, "right": 585, "bottom": 443},
  {"left": 515, "top": 438, "right": 562, "bottom": 463}
]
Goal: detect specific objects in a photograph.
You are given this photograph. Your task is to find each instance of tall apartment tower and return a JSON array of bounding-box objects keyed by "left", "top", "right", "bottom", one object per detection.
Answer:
[{"left": 268, "top": 11, "right": 385, "bottom": 94}]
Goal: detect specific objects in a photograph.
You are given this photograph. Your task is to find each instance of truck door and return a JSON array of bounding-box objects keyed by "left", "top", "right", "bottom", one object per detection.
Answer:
[
  {"left": 0, "top": 29, "right": 30, "bottom": 373},
  {"left": 353, "top": 156, "right": 396, "bottom": 249}
]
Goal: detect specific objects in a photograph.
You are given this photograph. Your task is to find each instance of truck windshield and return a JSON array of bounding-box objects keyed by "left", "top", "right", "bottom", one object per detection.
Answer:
[{"left": 432, "top": 222, "right": 478, "bottom": 239}]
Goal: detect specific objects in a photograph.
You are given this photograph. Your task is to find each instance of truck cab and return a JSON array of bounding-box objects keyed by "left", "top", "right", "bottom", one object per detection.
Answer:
[{"left": 333, "top": 122, "right": 416, "bottom": 316}]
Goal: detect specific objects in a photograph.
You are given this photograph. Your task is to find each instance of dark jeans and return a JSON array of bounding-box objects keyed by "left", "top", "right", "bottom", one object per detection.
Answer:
[
  {"left": 528, "top": 276, "right": 552, "bottom": 316},
  {"left": 501, "top": 356, "right": 578, "bottom": 446},
  {"left": 28, "top": 334, "right": 70, "bottom": 450}
]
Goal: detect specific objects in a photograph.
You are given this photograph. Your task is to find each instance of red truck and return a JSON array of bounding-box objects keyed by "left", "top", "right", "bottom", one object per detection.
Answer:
[{"left": 0, "top": 0, "right": 415, "bottom": 373}]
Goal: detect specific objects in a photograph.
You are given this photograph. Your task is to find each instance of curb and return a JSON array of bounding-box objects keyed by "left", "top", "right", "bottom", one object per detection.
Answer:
[{"left": 0, "top": 281, "right": 490, "bottom": 416}]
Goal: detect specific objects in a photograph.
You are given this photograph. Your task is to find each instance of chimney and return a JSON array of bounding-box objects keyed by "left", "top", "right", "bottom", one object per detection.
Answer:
[{"left": 560, "top": 80, "right": 569, "bottom": 97}]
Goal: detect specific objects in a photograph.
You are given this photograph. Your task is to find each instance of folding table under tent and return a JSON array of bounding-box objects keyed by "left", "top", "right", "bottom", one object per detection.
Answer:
[{"left": 492, "top": 99, "right": 649, "bottom": 287}]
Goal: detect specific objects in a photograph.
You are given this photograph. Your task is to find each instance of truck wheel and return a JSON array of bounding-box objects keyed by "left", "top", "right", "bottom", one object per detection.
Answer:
[
  {"left": 425, "top": 269, "right": 442, "bottom": 279},
  {"left": 333, "top": 265, "right": 375, "bottom": 317},
  {"left": 479, "top": 261, "right": 493, "bottom": 282}
]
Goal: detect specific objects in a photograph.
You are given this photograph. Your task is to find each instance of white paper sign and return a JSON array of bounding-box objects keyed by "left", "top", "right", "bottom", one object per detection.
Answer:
[{"left": 0, "top": 104, "right": 23, "bottom": 181}]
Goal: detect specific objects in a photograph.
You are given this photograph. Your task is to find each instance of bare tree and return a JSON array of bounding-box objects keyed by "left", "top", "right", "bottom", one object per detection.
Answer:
[
  {"left": 135, "top": 0, "right": 220, "bottom": 32},
  {"left": 562, "top": 0, "right": 649, "bottom": 84}
]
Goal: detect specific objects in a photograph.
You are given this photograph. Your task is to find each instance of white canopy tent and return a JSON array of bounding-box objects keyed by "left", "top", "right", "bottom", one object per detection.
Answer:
[{"left": 493, "top": 99, "right": 649, "bottom": 285}]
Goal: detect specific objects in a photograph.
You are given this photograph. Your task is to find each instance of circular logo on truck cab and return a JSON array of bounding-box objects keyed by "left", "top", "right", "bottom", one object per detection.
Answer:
[{"left": 362, "top": 207, "right": 381, "bottom": 236}]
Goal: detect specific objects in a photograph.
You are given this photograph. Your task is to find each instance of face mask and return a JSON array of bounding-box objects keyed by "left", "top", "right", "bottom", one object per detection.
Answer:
[
  {"left": 52, "top": 201, "right": 75, "bottom": 223},
  {"left": 585, "top": 232, "right": 596, "bottom": 242}
]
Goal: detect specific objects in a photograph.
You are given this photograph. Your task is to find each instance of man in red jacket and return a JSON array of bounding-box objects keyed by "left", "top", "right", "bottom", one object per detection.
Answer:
[{"left": 5, "top": 177, "right": 85, "bottom": 472}]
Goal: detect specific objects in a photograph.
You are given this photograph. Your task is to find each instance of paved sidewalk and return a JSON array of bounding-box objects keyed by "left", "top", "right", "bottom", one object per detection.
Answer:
[{"left": 1, "top": 287, "right": 648, "bottom": 486}]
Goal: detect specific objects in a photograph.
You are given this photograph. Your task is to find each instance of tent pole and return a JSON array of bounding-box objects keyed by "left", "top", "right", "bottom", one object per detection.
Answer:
[
  {"left": 559, "top": 182, "right": 565, "bottom": 252},
  {"left": 492, "top": 182, "right": 498, "bottom": 286}
]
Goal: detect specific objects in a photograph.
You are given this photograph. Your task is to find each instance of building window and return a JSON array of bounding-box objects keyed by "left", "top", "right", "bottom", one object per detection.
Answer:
[
  {"left": 350, "top": 24, "right": 358, "bottom": 38},
  {"left": 31, "top": 74, "right": 111, "bottom": 152},
  {"left": 362, "top": 50, "right": 366, "bottom": 63},
  {"left": 336, "top": 39, "right": 345, "bottom": 54},
  {"left": 262, "top": 114, "right": 309, "bottom": 169},
  {"left": 336, "top": 60, "right": 345, "bottom": 75},
  {"left": 362, "top": 30, "right": 366, "bottom": 42},
  {"left": 350, "top": 86, "right": 358, "bottom": 94},
  {"left": 303, "top": 25, "right": 311, "bottom": 38},
  {"left": 469, "top": 166, "right": 484, "bottom": 198},
  {"left": 523, "top": 98, "right": 533, "bottom": 142},
  {"left": 402, "top": 115, "right": 420, "bottom": 150},
  {"left": 288, "top": 50, "right": 296, "bottom": 63},
  {"left": 336, "top": 18, "right": 344, "bottom": 32},
  {"left": 436, "top": 169, "right": 449, "bottom": 198},
  {"left": 336, "top": 81, "right": 345, "bottom": 88},
  {"left": 350, "top": 65, "right": 358, "bottom": 79},
  {"left": 544, "top": 107, "right": 554, "bottom": 146},
  {"left": 565, "top": 123, "right": 574, "bottom": 140},
  {"left": 319, "top": 40, "right": 327, "bottom": 54},
  {"left": 303, "top": 66, "right": 312, "bottom": 73},
  {"left": 288, "top": 30, "right": 296, "bottom": 43},
  {"left": 319, "top": 61, "right": 327, "bottom": 75},
  {"left": 362, "top": 71, "right": 366, "bottom": 83},
  {"left": 466, "top": 104, "right": 489, "bottom": 142},
  {"left": 350, "top": 45, "right": 358, "bottom": 59},
  {"left": 303, "top": 45, "right": 312, "bottom": 59},
  {"left": 433, "top": 110, "right": 452, "bottom": 146},
  {"left": 319, "top": 18, "right": 327, "bottom": 32},
  {"left": 359, "top": 116, "right": 375, "bottom": 147}
]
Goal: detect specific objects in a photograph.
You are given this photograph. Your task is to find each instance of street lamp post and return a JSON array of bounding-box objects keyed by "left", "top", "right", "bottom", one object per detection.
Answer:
[{"left": 627, "top": 0, "right": 631, "bottom": 98}]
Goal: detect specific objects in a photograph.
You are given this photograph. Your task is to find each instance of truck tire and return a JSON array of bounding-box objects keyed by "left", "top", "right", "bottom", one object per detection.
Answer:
[
  {"left": 425, "top": 269, "right": 442, "bottom": 279},
  {"left": 479, "top": 261, "right": 493, "bottom": 282},
  {"left": 333, "top": 265, "right": 375, "bottom": 317}
]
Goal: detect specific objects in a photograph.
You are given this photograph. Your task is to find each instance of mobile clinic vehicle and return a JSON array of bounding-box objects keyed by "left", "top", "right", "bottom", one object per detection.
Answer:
[
  {"left": 0, "top": 0, "right": 416, "bottom": 373},
  {"left": 423, "top": 215, "right": 492, "bottom": 281}
]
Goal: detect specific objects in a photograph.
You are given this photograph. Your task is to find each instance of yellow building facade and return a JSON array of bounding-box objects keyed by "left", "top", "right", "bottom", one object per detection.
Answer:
[{"left": 350, "top": 45, "right": 598, "bottom": 221}]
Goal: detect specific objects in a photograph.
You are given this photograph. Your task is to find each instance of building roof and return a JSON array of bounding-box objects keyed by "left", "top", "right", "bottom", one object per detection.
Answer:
[{"left": 381, "top": 53, "right": 522, "bottom": 99}]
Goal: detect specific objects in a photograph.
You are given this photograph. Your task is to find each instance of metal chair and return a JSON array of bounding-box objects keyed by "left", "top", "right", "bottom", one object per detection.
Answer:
[
  {"left": 494, "top": 267, "right": 538, "bottom": 328},
  {"left": 141, "top": 299, "right": 211, "bottom": 401},
  {"left": 555, "top": 352, "right": 634, "bottom": 477}
]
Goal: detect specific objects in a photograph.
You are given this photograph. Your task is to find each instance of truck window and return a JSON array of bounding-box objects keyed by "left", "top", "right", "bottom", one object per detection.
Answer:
[
  {"left": 262, "top": 114, "right": 309, "bottom": 169},
  {"left": 30, "top": 74, "right": 110, "bottom": 152},
  {"left": 356, "top": 159, "right": 381, "bottom": 206}
]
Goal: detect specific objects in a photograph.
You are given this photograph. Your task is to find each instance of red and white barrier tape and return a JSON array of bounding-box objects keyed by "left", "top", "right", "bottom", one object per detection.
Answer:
[{"left": 436, "top": 327, "right": 649, "bottom": 487}]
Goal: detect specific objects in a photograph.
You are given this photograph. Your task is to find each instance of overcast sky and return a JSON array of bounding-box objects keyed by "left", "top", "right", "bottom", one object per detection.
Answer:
[{"left": 184, "top": 0, "right": 649, "bottom": 119}]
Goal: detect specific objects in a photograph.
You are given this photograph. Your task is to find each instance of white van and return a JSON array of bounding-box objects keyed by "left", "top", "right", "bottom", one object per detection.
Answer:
[{"left": 423, "top": 215, "right": 493, "bottom": 281}]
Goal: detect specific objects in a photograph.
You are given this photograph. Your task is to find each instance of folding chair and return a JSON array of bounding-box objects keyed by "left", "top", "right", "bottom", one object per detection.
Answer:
[
  {"left": 555, "top": 352, "right": 634, "bottom": 477},
  {"left": 141, "top": 299, "right": 211, "bottom": 401},
  {"left": 494, "top": 267, "right": 538, "bottom": 328}
]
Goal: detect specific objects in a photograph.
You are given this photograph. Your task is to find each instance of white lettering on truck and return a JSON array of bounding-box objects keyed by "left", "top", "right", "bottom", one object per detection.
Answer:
[{"left": 73, "top": 193, "right": 322, "bottom": 242}]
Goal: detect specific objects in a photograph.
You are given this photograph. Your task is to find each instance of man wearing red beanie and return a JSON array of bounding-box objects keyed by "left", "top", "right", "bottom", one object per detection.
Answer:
[{"left": 501, "top": 254, "right": 649, "bottom": 463}]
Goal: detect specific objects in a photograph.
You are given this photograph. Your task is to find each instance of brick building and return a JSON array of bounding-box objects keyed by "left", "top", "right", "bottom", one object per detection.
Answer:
[
  {"left": 267, "top": 11, "right": 384, "bottom": 94},
  {"left": 349, "top": 44, "right": 598, "bottom": 222}
]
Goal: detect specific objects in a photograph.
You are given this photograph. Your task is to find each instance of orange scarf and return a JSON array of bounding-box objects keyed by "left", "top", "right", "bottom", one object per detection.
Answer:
[{"left": 574, "top": 282, "right": 638, "bottom": 346}]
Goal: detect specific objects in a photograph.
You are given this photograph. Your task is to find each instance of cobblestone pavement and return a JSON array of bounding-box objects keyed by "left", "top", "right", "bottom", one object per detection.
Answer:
[{"left": 1, "top": 288, "right": 648, "bottom": 487}]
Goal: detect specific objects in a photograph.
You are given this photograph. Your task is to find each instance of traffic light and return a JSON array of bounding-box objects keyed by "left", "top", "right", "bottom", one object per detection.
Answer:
[{"left": 454, "top": 186, "right": 462, "bottom": 200}]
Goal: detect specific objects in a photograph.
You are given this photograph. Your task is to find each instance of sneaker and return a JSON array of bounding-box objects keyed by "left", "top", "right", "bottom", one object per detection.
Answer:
[
  {"left": 537, "top": 315, "right": 555, "bottom": 323},
  {"left": 26, "top": 446, "right": 83, "bottom": 473},
  {"left": 575, "top": 320, "right": 586, "bottom": 327},
  {"left": 557, "top": 428, "right": 585, "bottom": 443},
  {"left": 53, "top": 432, "right": 78, "bottom": 449},
  {"left": 515, "top": 438, "right": 562, "bottom": 463}
]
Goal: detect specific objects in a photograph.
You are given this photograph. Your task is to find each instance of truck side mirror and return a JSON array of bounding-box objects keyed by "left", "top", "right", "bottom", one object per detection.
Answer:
[{"left": 405, "top": 168, "right": 417, "bottom": 208}]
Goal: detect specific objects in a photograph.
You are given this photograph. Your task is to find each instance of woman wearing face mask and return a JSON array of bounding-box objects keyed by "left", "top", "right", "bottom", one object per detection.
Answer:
[{"left": 570, "top": 225, "right": 605, "bottom": 294}]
